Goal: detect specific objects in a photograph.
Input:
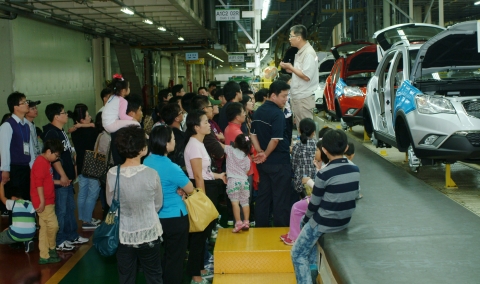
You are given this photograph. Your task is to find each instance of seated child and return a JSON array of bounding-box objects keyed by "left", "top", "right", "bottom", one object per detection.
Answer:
[
  {"left": 0, "top": 183, "right": 36, "bottom": 253},
  {"left": 281, "top": 140, "right": 329, "bottom": 245},
  {"left": 31, "top": 139, "right": 64, "bottom": 264}
]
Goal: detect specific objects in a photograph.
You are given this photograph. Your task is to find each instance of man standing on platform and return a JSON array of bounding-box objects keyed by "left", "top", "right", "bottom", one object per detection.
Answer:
[
  {"left": 279, "top": 25, "right": 319, "bottom": 129},
  {"left": 0, "top": 92, "right": 35, "bottom": 207},
  {"left": 250, "top": 80, "right": 291, "bottom": 227}
]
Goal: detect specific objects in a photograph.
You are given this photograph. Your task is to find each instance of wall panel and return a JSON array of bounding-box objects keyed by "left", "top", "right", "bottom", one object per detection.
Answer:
[{"left": 10, "top": 17, "right": 94, "bottom": 128}]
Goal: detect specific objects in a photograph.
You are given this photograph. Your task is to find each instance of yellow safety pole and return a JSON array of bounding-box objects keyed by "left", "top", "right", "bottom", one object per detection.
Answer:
[
  {"left": 363, "top": 129, "right": 370, "bottom": 141},
  {"left": 445, "top": 164, "right": 458, "bottom": 188}
]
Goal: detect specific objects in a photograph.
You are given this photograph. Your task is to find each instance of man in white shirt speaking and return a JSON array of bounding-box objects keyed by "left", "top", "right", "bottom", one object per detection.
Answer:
[{"left": 280, "top": 25, "right": 319, "bottom": 129}]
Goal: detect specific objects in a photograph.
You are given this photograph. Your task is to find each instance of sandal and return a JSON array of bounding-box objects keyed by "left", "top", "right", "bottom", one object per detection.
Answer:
[
  {"left": 232, "top": 221, "right": 244, "bottom": 233},
  {"left": 242, "top": 220, "right": 250, "bottom": 230}
]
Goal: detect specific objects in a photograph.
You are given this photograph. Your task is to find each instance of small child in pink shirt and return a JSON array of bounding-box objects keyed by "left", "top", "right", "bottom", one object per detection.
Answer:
[
  {"left": 102, "top": 74, "right": 140, "bottom": 133},
  {"left": 225, "top": 134, "right": 251, "bottom": 233}
]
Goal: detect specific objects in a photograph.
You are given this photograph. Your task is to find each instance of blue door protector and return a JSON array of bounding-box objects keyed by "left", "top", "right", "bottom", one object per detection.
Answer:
[
  {"left": 335, "top": 78, "right": 347, "bottom": 97},
  {"left": 393, "top": 80, "right": 420, "bottom": 125}
]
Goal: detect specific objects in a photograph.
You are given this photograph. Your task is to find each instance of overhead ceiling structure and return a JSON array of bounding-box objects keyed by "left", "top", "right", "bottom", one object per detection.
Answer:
[{"left": 0, "top": 0, "right": 215, "bottom": 46}]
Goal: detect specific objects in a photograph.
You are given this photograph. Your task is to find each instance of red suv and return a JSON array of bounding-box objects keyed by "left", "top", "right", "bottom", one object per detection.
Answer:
[{"left": 323, "top": 41, "right": 379, "bottom": 129}]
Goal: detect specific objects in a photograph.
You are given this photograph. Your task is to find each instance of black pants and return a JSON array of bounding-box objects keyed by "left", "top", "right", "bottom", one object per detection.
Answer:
[
  {"left": 255, "top": 163, "right": 292, "bottom": 227},
  {"left": 116, "top": 238, "right": 163, "bottom": 284},
  {"left": 4, "top": 165, "right": 30, "bottom": 225},
  {"left": 160, "top": 215, "right": 189, "bottom": 284},
  {"left": 286, "top": 116, "right": 293, "bottom": 146},
  {"left": 186, "top": 220, "right": 215, "bottom": 277}
]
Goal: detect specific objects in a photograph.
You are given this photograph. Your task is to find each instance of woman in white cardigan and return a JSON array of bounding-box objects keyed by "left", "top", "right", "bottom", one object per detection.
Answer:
[{"left": 106, "top": 125, "right": 163, "bottom": 284}]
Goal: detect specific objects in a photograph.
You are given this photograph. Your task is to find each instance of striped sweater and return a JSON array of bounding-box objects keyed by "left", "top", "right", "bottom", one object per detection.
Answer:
[{"left": 303, "top": 158, "right": 360, "bottom": 233}]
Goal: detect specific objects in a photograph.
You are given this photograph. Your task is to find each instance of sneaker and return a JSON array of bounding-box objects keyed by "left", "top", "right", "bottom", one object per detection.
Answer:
[
  {"left": 24, "top": 240, "right": 34, "bottom": 253},
  {"left": 280, "top": 234, "right": 288, "bottom": 241},
  {"left": 208, "top": 255, "right": 214, "bottom": 264},
  {"left": 201, "top": 270, "right": 214, "bottom": 280},
  {"left": 82, "top": 222, "right": 98, "bottom": 230},
  {"left": 190, "top": 279, "right": 209, "bottom": 284},
  {"left": 232, "top": 221, "right": 244, "bottom": 233},
  {"left": 215, "top": 223, "right": 224, "bottom": 230},
  {"left": 282, "top": 235, "right": 295, "bottom": 246},
  {"left": 204, "top": 263, "right": 214, "bottom": 270},
  {"left": 210, "top": 231, "right": 218, "bottom": 239},
  {"left": 70, "top": 236, "right": 89, "bottom": 244},
  {"left": 49, "top": 249, "right": 59, "bottom": 258},
  {"left": 242, "top": 220, "right": 249, "bottom": 231},
  {"left": 56, "top": 241, "right": 75, "bottom": 251},
  {"left": 227, "top": 220, "right": 234, "bottom": 226},
  {"left": 39, "top": 256, "right": 61, "bottom": 264},
  {"left": 91, "top": 218, "right": 101, "bottom": 225},
  {"left": 249, "top": 221, "right": 255, "bottom": 227}
]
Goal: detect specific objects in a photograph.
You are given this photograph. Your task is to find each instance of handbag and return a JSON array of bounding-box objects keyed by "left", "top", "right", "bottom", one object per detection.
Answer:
[
  {"left": 184, "top": 189, "right": 219, "bottom": 233},
  {"left": 82, "top": 135, "right": 109, "bottom": 180},
  {"left": 93, "top": 166, "right": 120, "bottom": 257}
]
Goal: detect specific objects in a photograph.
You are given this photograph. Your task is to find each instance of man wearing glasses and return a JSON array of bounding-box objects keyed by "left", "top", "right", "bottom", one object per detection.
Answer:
[
  {"left": 0, "top": 92, "right": 35, "bottom": 224},
  {"left": 25, "top": 100, "right": 42, "bottom": 158},
  {"left": 279, "top": 25, "right": 319, "bottom": 129}
]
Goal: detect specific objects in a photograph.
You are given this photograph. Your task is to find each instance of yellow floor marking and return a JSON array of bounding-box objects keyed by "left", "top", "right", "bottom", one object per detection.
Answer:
[{"left": 46, "top": 243, "right": 92, "bottom": 284}]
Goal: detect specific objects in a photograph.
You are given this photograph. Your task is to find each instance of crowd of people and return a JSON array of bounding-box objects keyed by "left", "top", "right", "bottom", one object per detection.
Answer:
[{"left": 0, "top": 25, "right": 361, "bottom": 284}]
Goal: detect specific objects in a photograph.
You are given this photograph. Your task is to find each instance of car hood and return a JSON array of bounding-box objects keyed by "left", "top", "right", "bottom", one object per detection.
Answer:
[
  {"left": 411, "top": 21, "right": 480, "bottom": 80},
  {"left": 373, "top": 23, "right": 444, "bottom": 51},
  {"left": 330, "top": 41, "right": 374, "bottom": 60}
]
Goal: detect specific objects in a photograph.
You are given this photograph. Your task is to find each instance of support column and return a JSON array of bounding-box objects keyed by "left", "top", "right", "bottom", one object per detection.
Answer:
[
  {"left": 409, "top": 0, "right": 414, "bottom": 23},
  {"left": 383, "top": 0, "right": 390, "bottom": 28},
  {"left": 413, "top": 6, "right": 422, "bottom": 23},
  {"left": 173, "top": 53, "right": 178, "bottom": 84},
  {"left": 425, "top": 6, "right": 432, "bottom": 23},
  {"left": 92, "top": 38, "right": 104, "bottom": 111},
  {"left": 103, "top": 37, "right": 111, "bottom": 81},
  {"left": 438, "top": 0, "right": 444, "bottom": 26}
]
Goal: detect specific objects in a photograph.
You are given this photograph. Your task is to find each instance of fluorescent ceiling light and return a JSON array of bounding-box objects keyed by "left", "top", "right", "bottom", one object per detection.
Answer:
[
  {"left": 95, "top": 28, "right": 105, "bottom": 33},
  {"left": 475, "top": 1, "right": 480, "bottom": 5},
  {"left": 114, "top": 33, "right": 122, "bottom": 37},
  {"left": 121, "top": 7, "right": 134, "bottom": 15},
  {"left": 143, "top": 19, "right": 153, "bottom": 25},
  {"left": 33, "top": 10, "right": 51, "bottom": 18},
  {"left": 178, "top": 36, "right": 184, "bottom": 41},
  {"left": 158, "top": 26, "right": 166, "bottom": 31},
  {"left": 69, "top": 21, "right": 83, "bottom": 27},
  {"left": 262, "top": 0, "right": 271, "bottom": 20},
  {"left": 207, "top": 53, "right": 224, "bottom": 62}
]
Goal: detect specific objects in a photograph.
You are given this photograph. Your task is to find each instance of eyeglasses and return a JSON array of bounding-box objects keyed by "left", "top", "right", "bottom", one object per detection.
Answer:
[
  {"left": 204, "top": 105, "right": 214, "bottom": 109},
  {"left": 289, "top": 34, "right": 299, "bottom": 39},
  {"left": 59, "top": 112, "right": 67, "bottom": 115},
  {"left": 178, "top": 111, "right": 186, "bottom": 116},
  {"left": 54, "top": 153, "right": 61, "bottom": 159},
  {"left": 18, "top": 101, "right": 29, "bottom": 106}
]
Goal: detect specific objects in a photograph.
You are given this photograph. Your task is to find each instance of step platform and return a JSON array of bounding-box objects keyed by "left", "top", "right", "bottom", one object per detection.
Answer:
[{"left": 213, "top": 227, "right": 294, "bottom": 275}]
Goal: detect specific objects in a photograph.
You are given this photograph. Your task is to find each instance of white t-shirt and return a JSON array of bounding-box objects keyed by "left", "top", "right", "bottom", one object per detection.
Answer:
[{"left": 184, "top": 137, "right": 214, "bottom": 181}]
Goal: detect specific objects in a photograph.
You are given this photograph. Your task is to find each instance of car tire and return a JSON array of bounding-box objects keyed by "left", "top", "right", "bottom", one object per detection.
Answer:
[
  {"left": 363, "top": 107, "right": 373, "bottom": 136},
  {"left": 334, "top": 100, "right": 342, "bottom": 122}
]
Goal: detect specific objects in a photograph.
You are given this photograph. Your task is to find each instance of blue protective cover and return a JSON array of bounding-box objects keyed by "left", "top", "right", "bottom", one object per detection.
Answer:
[
  {"left": 335, "top": 78, "right": 347, "bottom": 97},
  {"left": 393, "top": 80, "right": 420, "bottom": 125}
]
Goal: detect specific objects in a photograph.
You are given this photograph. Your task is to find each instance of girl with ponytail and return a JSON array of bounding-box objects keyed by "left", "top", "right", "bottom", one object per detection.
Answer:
[
  {"left": 101, "top": 74, "right": 140, "bottom": 133},
  {"left": 291, "top": 118, "right": 317, "bottom": 196}
]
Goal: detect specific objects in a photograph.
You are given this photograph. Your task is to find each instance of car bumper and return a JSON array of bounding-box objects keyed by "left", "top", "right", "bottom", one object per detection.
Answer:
[{"left": 414, "top": 134, "right": 480, "bottom": 163}]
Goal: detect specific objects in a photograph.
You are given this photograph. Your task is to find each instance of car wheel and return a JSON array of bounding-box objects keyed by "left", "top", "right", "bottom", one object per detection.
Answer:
[
  {"left": 322, "top": 96, "right": 328, "bottom": 113},
  {"left": 363, "top": 107, "right": 373, "bottom": 136},
  {"left": 334, "top": 100, "right": 342, "bottom": 122}
]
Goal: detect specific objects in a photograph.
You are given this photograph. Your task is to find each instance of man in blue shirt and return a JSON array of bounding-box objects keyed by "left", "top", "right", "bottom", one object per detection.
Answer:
[{"left": 251, "top": 80, "right": 292, "bottom": 227}]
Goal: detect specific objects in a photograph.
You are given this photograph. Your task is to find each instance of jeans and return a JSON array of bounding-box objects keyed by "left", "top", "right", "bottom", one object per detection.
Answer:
[
  {"left": 55, "top": 185, "right": 78, "bottom": 245},
  {"left": 291, "top": 222, "right": 323, "bottom": 284},
  {"left": 255, "top": 163, "right": 292, "bottom": 227},
  {"left": 77, "top": 174, "right": 101, "bottom": 223},
  {"left": 116, "top": 238, "right": 163, "bottom": 284}
]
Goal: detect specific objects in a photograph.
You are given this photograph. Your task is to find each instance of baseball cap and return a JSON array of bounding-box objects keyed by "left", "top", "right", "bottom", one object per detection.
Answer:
[
  {"left": 208, "top": 97, "right": 221, "bottom": 105},
  {"left": 27, "top": 100, "right": 41, "bottom": 107}
]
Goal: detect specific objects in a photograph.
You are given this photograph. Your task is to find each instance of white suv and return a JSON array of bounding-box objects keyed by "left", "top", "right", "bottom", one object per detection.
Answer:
[{"left": 363, "top": 21, "right": 480, "bottom": 170}]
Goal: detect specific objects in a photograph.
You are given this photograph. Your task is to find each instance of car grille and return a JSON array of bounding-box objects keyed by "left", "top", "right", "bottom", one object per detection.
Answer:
[
  {"left": 466, "top": 133, "right": 480, "bottom": 147},
  {"left": 462, "top": 100, "right": 480, "bottom": 119}
]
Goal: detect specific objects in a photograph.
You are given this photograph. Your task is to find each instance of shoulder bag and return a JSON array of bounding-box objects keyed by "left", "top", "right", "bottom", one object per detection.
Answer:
[
  {"left": 93, "top": 166, "right": 121, "bottom": 257},
  {"left": 83, "top": 134, "right": 109, "bottom": 180},
  {"left": 184, "top": 189, "right": 219, "bottom": 233}
]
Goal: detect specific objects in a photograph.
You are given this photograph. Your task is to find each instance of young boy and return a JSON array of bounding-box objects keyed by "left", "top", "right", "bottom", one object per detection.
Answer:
[
  {"left": 291, "top": 129, "right": 360, "bottom": 284},
  {"left": 30, "top": 139, "right": 64, "bottom": 264},
  {"left": 0, "top": 183, "right": 36, "bottom": 253}
]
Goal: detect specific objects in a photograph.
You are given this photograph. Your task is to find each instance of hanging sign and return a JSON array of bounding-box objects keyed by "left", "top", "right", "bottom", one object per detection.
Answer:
[
  {"left": 187, "top": 58, "right": 205, "bottom": 65},
  {"left": 186, "top": 53, "right": 198, "bottom": 60},
  {"left": 228, "top": 55, "right": 244, "bottom": 63},
  {"left": 216, "top": 9, "right": 240, "bottom": 21}
]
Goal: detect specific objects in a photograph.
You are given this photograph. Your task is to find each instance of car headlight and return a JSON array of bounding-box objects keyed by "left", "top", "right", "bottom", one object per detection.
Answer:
[
  {"left": 343, "top": 86, "right": 364, "bottom": 97},
  {"left": 415, "top": 95, "right": 456, "bottom": 114}
]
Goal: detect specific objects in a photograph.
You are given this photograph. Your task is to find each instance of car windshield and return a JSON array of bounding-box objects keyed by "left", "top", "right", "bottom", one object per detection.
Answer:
[
  {"left": 416, "top": 68, "right": 480, "bottom": 82},
  {"left": 379, "top": 26, "right": 444, "bottom": 47}
]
